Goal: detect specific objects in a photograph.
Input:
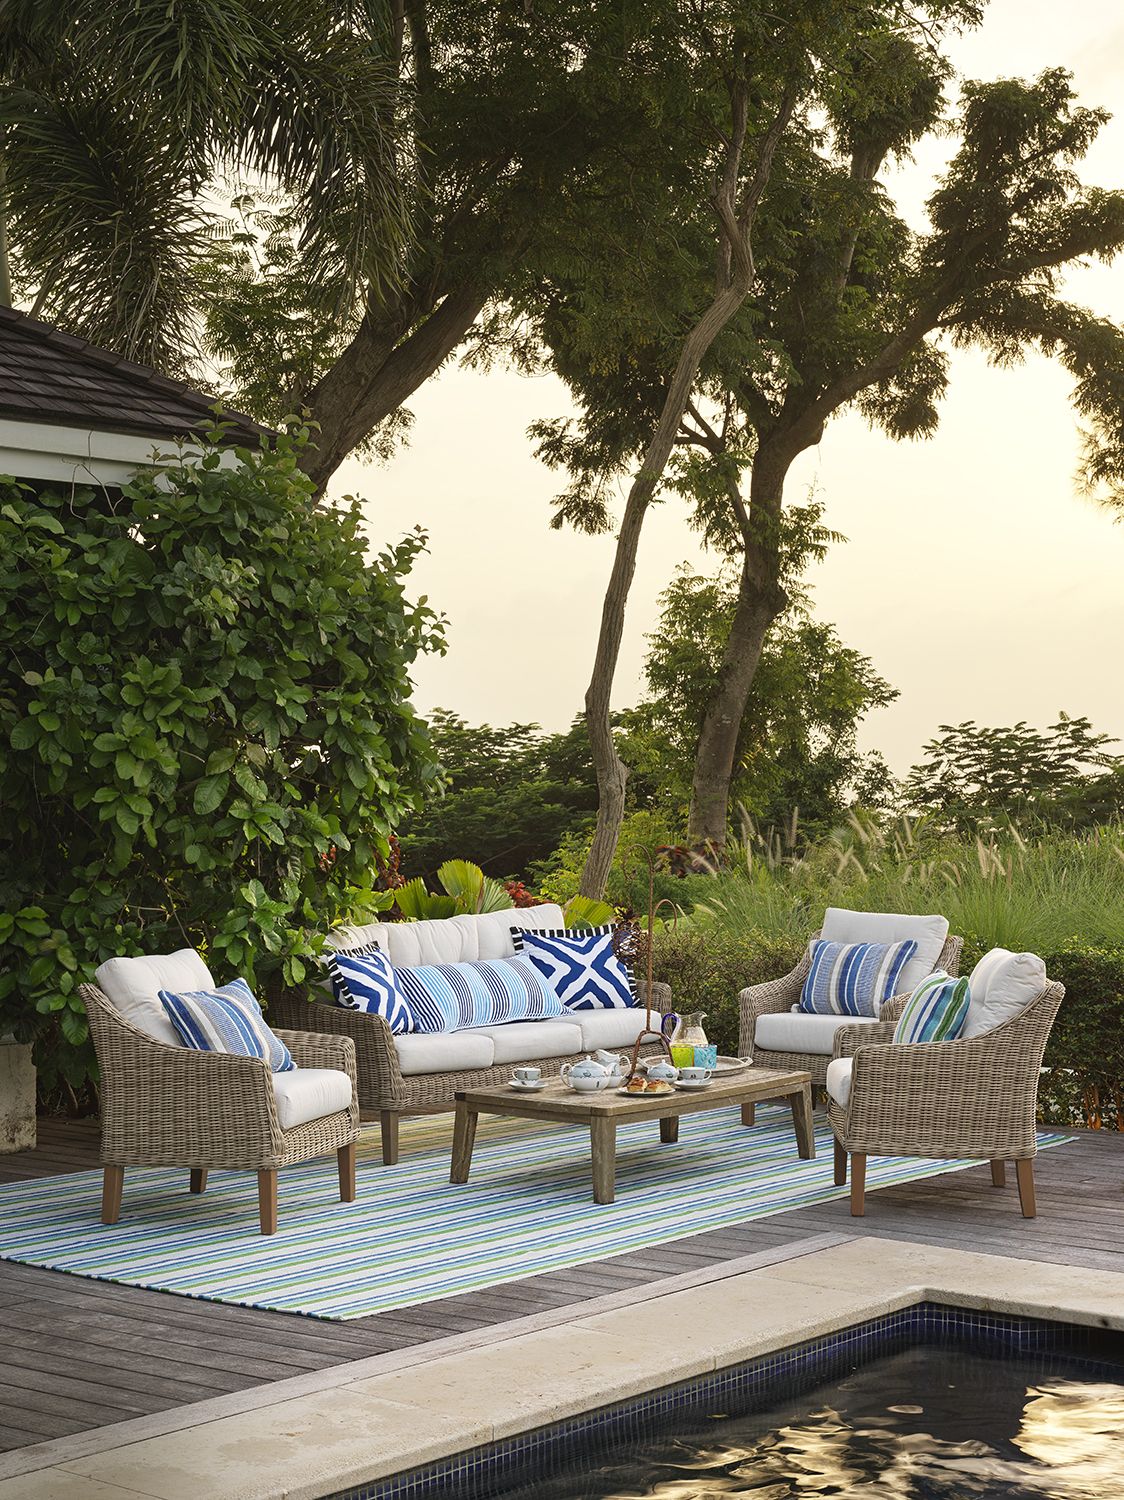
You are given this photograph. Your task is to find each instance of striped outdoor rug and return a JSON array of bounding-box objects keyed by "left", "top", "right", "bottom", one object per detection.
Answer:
[{"left": 0, "top": 1108, "right": 1071, "bottom": 1320}]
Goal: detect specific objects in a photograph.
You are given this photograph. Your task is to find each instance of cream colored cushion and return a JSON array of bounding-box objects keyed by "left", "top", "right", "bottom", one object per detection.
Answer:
[
  {"left": 328, "top": 904, "right": 566, "bottom": 967},
  {"left": 820, "top": 908, "right": 949, "bottom": 995},
  {"left": 272, "top": 1068, "right": 352, "bottom": 1129},
  {"left": 825, "top": 1057, "right": 853, "bottom": 1109},
  {"left": 474, "top": 1020, "right": 583, "bottom": 1065},
  {"left": 755, "top": 1012, "right": 879, "bottom": 1057},
  {"left": 577, "top": 1008, "right": 653, "bottom": 1052},
  {"left": 962, "top": 949, "right": 1047, "bottom": 1038},
  {"left": 393, "top": 1031, "right": 495, "bottom": 1076},
  {"left": 95, "top": 948, "right": 213, "bottom": 1048}
]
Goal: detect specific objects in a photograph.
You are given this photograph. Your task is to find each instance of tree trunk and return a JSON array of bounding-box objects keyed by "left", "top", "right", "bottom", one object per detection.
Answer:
[{"left": 686, "top": 447, "right": 792, "bottom": 846}]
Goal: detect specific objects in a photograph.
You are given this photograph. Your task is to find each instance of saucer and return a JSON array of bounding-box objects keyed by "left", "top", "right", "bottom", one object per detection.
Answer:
[
  {"left": 674, "top": 1078, "right": 712, "bottom": 1090},
  {"left": 509, "top": 1078, "right": 547, "bottom": 1091}
]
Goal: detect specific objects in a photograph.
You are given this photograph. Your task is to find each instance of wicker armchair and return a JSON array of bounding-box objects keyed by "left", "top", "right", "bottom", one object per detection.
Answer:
[
  {"left": 271, "top": 979, "right": 674, "bottom": 1165},
  {"left": 738, "top": 931, "right": 964, "bottom": 1111},
  {"left": 827, "top": 979, "right": 1065, "bottom": 1218},
  {"left": 81, "top": 985, "right": 360, "bottom": 1235}
]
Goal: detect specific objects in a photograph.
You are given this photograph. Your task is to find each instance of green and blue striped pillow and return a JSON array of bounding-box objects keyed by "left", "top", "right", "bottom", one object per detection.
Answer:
[{"left": 893, "top": 971, "right": 970, "bottom": 1045}]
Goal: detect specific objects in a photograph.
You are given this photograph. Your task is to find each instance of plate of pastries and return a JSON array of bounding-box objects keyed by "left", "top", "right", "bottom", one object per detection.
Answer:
[{"left": 617, "top": 1074, "right": 675, "bottom": 1096}]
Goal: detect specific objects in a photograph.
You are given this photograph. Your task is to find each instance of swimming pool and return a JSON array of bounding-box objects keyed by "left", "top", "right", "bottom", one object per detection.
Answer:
[{"left": 327, "top": 1306, "right": 1124, "bottom": 1500}]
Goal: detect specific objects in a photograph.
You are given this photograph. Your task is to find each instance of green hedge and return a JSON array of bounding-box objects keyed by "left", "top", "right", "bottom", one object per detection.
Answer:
[{"left": 653, "top": 929, "right": 1124, "bottom": 1130}]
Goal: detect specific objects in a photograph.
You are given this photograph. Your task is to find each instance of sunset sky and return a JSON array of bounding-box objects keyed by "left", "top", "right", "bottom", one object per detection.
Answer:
[{"left": 338, "top": 0, "right": 1124, "bottom": 776}]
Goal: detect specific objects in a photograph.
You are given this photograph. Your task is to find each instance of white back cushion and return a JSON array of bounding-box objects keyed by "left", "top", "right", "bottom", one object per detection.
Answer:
[
  {"left": 95, "top": 948, "right": 213, "bottom": 1047},
  {"left": 962, "top": 949, "right": 1047, "bottom": 1038},
  {"left": 820, "top": 908, "right": 949, "bottom": 995},
  {"left": 329, "top": 904, "right": 565, "bottom": 967}
]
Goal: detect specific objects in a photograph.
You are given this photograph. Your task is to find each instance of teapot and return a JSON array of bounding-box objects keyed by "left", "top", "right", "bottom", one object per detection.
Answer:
[
  {"left": 561, "top": 1056, "right": 616, "bottom": 1092},
  {"left": 644, "top": 1056, "right": 679, "bottom": 1084}
]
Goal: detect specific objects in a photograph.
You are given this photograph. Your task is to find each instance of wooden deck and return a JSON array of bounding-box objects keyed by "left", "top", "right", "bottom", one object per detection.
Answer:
[{"left": 0, "top": 1116, "right": 1120, "bottom": 1455}]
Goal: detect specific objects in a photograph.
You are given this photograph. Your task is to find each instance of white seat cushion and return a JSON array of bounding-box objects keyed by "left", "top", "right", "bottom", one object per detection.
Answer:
[
  {"left": 825, "top": 1057, "right": 853, "bottom": 1109},
  {"left": 821, "top": 909, "right": 949, "bottom": 995},
  {"left": 473, "top": 1020, "right": 584, "bottom": 1065},
  {"left": 755, "top": 1012, "right": 879, "bottom": 1057},
  {"left": 272, "top": 1068, "right": 352, "bottom": 1130},
  {"left": 394, "top": 1031, "right": 495, "bottom": 1076},
  {"left": 328, "top": 904, "right": 566, "bottom": 967},
  {"left": 95, "top": 949, "right": 213, "bottom": 1048},
  {"left": 962, "top": 949, "right": 1047, "bottom": 1038},
  {"left": 576, "top": 1008, "right": 653, "bottom": 1052}
]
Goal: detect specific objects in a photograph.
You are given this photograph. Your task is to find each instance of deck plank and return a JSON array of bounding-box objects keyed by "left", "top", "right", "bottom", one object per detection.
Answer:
[{"left": 0, "top": 1118, "right": 1118, "bottom": 1452}]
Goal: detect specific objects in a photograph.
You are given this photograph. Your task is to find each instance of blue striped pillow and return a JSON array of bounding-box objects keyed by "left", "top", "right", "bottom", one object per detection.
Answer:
[
  {"left": 893, "top": 972, "right": 970, "bottom": 1044},
  {"left": 510, "top": 926, "right": 636, "bottom": 1011},
  {"left": 327, "top": 947, "right": 413, "bottom": 1034},
  {"left": 799, "top": 938, "right": 917, "bottom": 1018},
  {"left": 397, "top": 957, "right": 565, "bottom": 1034},
  {"left": 158, "top": 978, "right": 294, "bottom": 1072}
]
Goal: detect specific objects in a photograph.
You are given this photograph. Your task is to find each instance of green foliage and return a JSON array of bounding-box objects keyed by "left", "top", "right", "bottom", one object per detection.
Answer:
[
  {"left": 633, "top": 564, "right": 898, "bottom": 831},
  {"left": 394, "top": 860, "right": 515, "bottom": 920},
  {"left": 904, "top": 716, "right": 1122, "bottom": 831},
  {"left": 0, "top": 437, "right": 442, "bottom": 1093},
  {"left": 396, "top": 711, "right": 597, "bottom": 883}
]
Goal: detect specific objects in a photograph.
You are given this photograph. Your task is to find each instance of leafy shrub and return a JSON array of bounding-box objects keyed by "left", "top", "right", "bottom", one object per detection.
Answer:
[
  {"left": 0, "top": 437, "right": 443, "bottom": 1099},
  {"left": 652, "top": 927, "right": 804, "bottom": 1057}
]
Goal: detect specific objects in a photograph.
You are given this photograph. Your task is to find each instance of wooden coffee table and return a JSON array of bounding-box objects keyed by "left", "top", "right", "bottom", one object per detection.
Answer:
[{"left": 450, "top": 1066, "right": 814, "bottom": 1205}]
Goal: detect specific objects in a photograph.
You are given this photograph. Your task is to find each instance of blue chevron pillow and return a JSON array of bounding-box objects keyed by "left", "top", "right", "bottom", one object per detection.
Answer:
[
  {"left": 511, "top": 925, "right": 637, "bottom": 1011},
  {"left": 326, "top": 947, "right": 413, "bottom": 1034}
]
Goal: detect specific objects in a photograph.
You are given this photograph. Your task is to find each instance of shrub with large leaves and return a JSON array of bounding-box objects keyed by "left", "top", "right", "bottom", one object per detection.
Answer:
[{"left": 0, "top": 435, "right": 443, "bottom": 1097}]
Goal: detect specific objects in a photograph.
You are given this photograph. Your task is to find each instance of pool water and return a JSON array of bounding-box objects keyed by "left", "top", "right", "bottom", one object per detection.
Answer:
[{"left": 497, "top": 1345, "right": 1124, "bottom": 1499}]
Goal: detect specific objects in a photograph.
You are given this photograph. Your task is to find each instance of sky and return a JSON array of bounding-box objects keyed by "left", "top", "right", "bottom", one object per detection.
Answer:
[{"left": 331, "top": 0, "right": 1124, "bottom": 778}]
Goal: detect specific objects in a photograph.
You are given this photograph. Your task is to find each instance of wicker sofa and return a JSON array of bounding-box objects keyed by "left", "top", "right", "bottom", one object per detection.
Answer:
[
  {"left": 826, "top": 970, "right": 1064, "bottom": 1218},
  {"left": 271, "top": 905, "right": 673, "bottom": 1164},
  {"left": 739, "top": 910, "right": 964, "bottom": 1102}
]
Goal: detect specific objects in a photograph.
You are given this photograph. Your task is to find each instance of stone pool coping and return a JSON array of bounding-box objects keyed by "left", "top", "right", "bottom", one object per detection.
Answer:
[{"left": 3, "top": 1232, "right": 1123, "bottom": 1500}]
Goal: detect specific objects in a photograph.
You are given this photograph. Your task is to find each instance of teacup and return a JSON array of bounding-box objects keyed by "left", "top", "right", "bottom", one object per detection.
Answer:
[
  {"left": 512, "top": 1066, "right": 541, "bottom": 1085},
  {"left": 678, "top": 1066, "right": 713, "bottom": 1084}
]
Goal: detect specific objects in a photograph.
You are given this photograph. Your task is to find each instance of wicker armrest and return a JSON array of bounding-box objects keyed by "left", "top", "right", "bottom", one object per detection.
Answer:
[
  {"left": 833, "top": 1019, "right": 896, "bottom": 1059},
  {"left": 636, "top": 979, "right": 673, "bottom": 1016},
  {"left": 274, "top": 1029, "right": 357, "bottom": 1083},
  {"left": 738, "top": 957, "right": 810, "bottom": 1056}
]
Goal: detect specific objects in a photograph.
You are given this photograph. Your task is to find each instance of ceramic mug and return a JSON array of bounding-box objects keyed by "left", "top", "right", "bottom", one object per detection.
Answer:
[{"left": 513, "top": 1066, "right": 541, "bottom": 1085}]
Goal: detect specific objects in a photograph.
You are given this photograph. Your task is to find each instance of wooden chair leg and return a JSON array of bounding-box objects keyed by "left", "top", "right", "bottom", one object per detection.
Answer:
[
  {"left": 337, "top": 1141, "right": 357, "bottom": 1203},
  {"left": 258, "top": 1168, "right": 278, "bottom": 1235},
  {"left": 101, "top": 1165, "right": 124, "bottom": 1224},
  {"left": 834, "top": 1136, "right": 847, "bottom": 1186},
  {"left": 740, "top": 1102, "right": 755, "bottom": 1127},
  {"left": 850, "top": 1152, "right": 866, "bottom": 1217},
  {"left": 990, "top": 1160, "right": 1006, "bottom": 1188},
  {"left": 189, "top": 1168, "right": 208, "bottom": 1194},
  {"left": 379, "top": 1110, "right": 400, "bottom": 1166},
  {"left": 1015, "top": 1158, "right": 1036, "bottom": 1218}
]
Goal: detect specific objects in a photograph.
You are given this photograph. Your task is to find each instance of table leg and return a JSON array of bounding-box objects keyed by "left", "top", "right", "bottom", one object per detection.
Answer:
[
  {"left": 790, "top": 1083, "right": 816, "bottom": 1160},
  {"left": 590, "top": 1116, "right": 617, "bottom": 1204},
  {"left": 659, "top": 1116, "right": 679, "bottom": 1144},
  {"left": 450, "top": 1100, "right": 478, "bottom": 1184}
]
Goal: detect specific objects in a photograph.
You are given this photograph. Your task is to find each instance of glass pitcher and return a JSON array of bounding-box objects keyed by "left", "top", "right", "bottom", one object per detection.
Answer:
[{"left": 667, "top": 1011, "right": 713, "bottom": 1069}]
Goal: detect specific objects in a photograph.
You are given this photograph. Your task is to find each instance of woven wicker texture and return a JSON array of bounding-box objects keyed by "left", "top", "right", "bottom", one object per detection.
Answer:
[
  {"left": 81, "top": 985, "right": 359, "bottom": 1171},
  {"left": 740, "top": 932, "right": 964, "bottom": 1084},
  {"left": 828, "top": 981, "right": 1064, "bottom": 1160},
  {"left": 270, "top": 979, "right": 674, "bottom": 1112}
]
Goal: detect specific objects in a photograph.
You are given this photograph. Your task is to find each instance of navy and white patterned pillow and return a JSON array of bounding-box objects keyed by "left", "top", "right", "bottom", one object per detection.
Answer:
[
  {"left": 510, "top": 926, "right": 636, "bottom": 1011},
  {"left": 158, "top": 978, "right": 295, "bottom": 1072},
  {"left": 326, "top": 947, "right": 413, "bottom": 1034},
  {"left": 799, "top": 938, "right": 918, "bottom": 1018},
  {"left": 396, "top": 957, "right": 565, "bottom": 1034}
]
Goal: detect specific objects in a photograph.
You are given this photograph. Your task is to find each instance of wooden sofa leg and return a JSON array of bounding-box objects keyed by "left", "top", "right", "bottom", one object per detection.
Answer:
[
  {"left": 1015, "top": 1158, "right": 1036, "bottom": 1219},
  {"left": 189, "top": 1168, "right": 208, "bottom": 1194},
  {"left": 380, "top": 1111, "right": 400, "bottom": 1166},
  {"left": 741, "top": 1103, "right": 755, "bottom": 1127},
  {"left": 850, "top": 1152, "right": 866, "bottom": 1216},
  {"left": 101, "top": 1165, "right": 124, "bottom": 1224},
  {"left": 258, "top": 1169, "right": 278, "bottom": 1235},
  {"left": 338, "top": 1142, "right": 357, "bottom": 1202},
  {"left": 990, "top": 1160, "right": 1006, "bottom": 1188},
  {"left": 834, "top": 1137, "right": 847, "bottom": 1186}
]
